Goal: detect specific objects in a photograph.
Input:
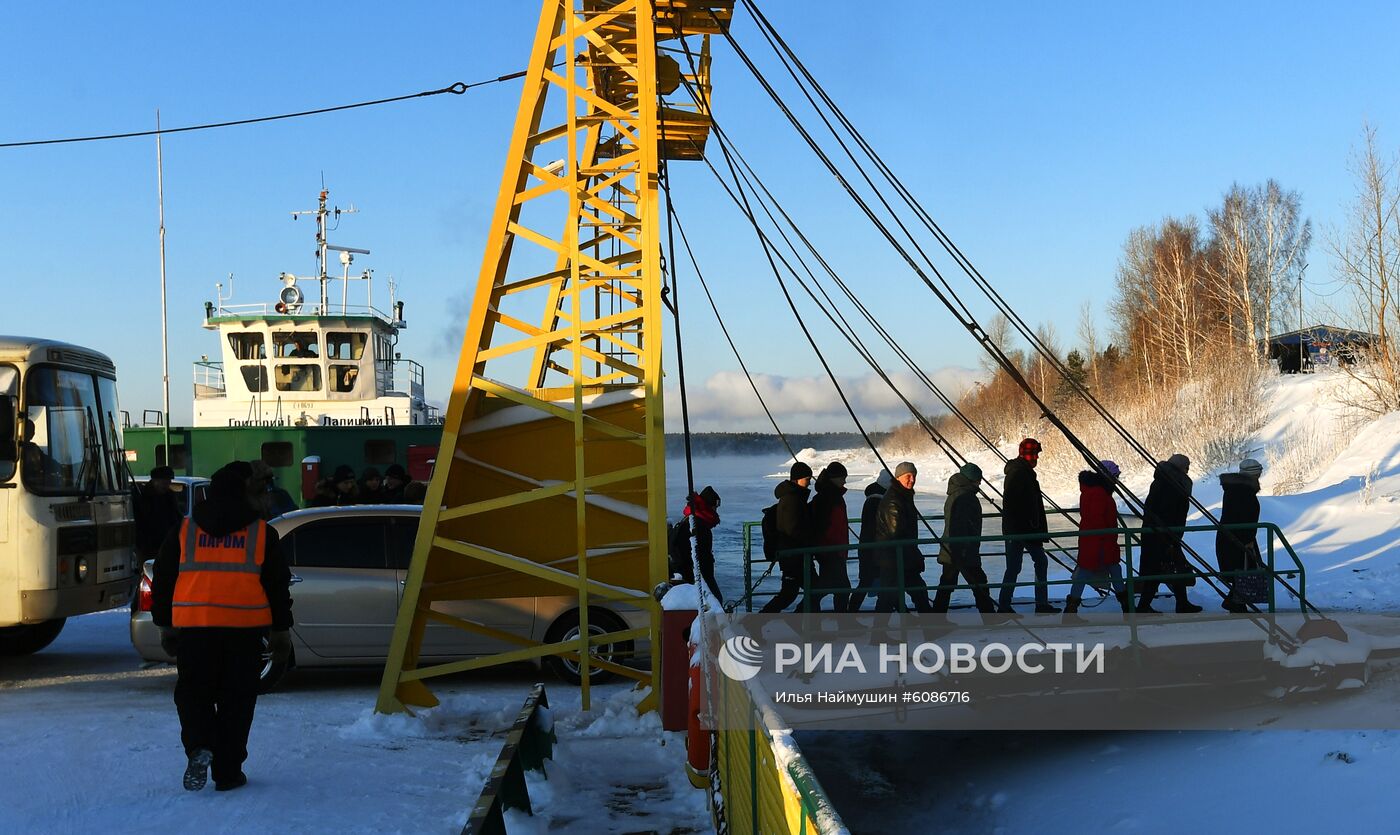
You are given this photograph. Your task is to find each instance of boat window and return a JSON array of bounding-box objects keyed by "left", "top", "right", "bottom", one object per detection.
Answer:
[
  {"left": 326, "top": 332, "right": 367, "bottom": 360},
  {"left": 273, "top": 333, "right": 319, "bottom": 359},
  {"left": 228, "top": 332, "right": 267, "bottom": 360},
  {"left": 330, "top": 364, "right": 359, "bottom": 393},
  {"left": 274, "top": 364, "right": 322, "bottom": 392},
  {"left": 261, "top": 442, "right": 293, "bottom": 467},
  {"left": 241, "top": 365, "right": 269, "bottom": 393}
]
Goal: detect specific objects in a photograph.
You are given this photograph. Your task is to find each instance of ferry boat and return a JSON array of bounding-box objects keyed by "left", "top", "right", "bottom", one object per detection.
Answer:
[{"left": 123, "top": 190, "right": 443, "bottom": 493}]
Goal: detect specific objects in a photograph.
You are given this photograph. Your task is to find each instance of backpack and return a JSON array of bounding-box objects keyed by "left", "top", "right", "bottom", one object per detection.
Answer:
[{"left": 760, "top": 503, "right": 779, "bottom": 561}]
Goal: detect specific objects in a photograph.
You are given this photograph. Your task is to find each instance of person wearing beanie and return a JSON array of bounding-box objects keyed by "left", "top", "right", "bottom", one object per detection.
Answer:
[
  {"left": 931, "top": 465, "right": 999, "bottom": 614},
  {"left": 872, "top": 462, "right": 936, "bottom": 613},
  {"left": 1137, "top": 454, "right": 1201, "bottom": 614},
  {"left": 358, "top": 467, "right": 385, "bottom": 504},
  {"left": 847, "top": 470, "right": 892, "bottom": 611},
  {"left": 760, "top": 461, "right": 819, "bottom": 612},
  {"left": 1064, "top": 461, "right": 1130, "bottom": 621},
  {"left": 997, "top": 438, "right": 1060, "bottom": 614},
  {"left": 150, "top": 460, "right": 293, "bottom": 792},
  {"left": 800, "top": 463, "right": 852, "bottom": 612},
  {"left": 381, "top": 464, "right": 409, "bottom": 503},
  {"left": 669, "top": 486, "right": 725, "bottom": 603},
  {"left": 330, "top": 465, "right": 358, "bottom": 506},
  {"left": 135, "top": 465, "right": 183, "bottom": 562},
  {"left": 1217, "top": 459, "right": 1265, "bottom": 613}
]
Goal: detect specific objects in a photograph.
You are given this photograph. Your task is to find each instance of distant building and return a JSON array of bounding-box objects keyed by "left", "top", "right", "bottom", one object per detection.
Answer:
[{"left": 1263, "top": 324, "right": 1380, "bottom": 373}]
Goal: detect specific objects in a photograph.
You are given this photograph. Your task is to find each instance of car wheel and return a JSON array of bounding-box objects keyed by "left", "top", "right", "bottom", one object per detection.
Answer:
[
  {"left": 542, "top": 608, "right": 633, "bottom": 686},
  {"left": 0, "top": 619, "right": 66, "bottom": 655},
  {"left": 256, "top": 633, "right": 291, "bottom": 694}
]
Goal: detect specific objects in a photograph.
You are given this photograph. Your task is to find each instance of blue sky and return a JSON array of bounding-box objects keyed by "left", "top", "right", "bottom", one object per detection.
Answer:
[{"left": 3, "top": 2, "right": 1398, "bottom": 431}]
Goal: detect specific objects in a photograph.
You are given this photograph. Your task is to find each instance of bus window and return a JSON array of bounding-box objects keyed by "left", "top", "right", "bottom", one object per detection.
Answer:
[
  {"left": 23, "top": 367, "right": 120, "bottom": 496},
  {"left": 0, "top": 365, "right": 16, "bottom": 482}
]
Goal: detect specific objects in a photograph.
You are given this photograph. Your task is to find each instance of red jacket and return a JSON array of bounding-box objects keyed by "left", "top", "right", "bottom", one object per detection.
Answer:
[{"left": 1077, "top": 472, "right": 1120, "bottom": 571}]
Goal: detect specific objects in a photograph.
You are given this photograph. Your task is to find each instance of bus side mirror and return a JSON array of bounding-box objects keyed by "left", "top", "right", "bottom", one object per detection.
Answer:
[{"left": 0, "top": 394, "right": 15, "bottom": 462}]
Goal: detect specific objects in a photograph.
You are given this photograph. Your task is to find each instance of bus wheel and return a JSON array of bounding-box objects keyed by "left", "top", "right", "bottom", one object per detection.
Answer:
[{"left": 0, "top": 619, "right": 66, "bottom": 655}]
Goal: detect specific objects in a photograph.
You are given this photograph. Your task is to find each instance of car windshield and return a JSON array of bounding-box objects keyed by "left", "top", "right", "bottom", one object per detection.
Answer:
[{"left": 23, "top": 366, "right": 126, "bottom": 496}]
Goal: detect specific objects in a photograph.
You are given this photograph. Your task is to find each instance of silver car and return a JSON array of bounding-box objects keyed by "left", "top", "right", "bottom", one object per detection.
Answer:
[
  {"left": 130, "top": 505, "right": 648, "bottom": 690},
  {"left": 132, "top": 476, "right": 212, "bottom": 517}
]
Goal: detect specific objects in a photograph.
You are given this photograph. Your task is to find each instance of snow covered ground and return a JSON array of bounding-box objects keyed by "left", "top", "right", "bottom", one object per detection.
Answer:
[
  {"left": 0, "top": 609, "right": 707, "bottom": 834},
  {"left": 6, "top": 370, "right": 1400, "bottom": 834}
]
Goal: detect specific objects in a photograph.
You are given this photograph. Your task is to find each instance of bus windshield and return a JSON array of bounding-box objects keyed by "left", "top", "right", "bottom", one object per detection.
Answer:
[{"left": 23, "top": 366, "right": 125, "bottom": 496}]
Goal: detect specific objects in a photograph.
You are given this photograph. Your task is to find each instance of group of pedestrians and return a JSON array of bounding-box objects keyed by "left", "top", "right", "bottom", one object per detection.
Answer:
[
  {"left": 675, "top": 436, "right": 1269, "bottom": 616},
  {"left": 306, "top": 463, "right": 423, "bottom": 506}
]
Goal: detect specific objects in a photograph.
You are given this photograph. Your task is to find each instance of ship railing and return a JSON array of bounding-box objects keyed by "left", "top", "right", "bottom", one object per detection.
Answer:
[
  {"left": 193, "top": 360, "right": 225, "bottom": 398},
  {"left": 379, "top": 357, "right": 426, "bottom": 401},
  {"left": 212, "top": 301, "right": 395, "bottom": 321}
]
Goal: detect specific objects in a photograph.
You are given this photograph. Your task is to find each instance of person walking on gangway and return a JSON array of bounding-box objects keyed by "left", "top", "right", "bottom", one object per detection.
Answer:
[
  {"left": 1136, "top": 454, "right": 1203, "bottom": 614},
  {"left": 846, "top": 469, "right": 892, "bottom": 611},
  {"left": 1063, "top": 460, "right": 1130, "bottom": 620},
  {"left": 931, "top": 463, "right": 999, "bottom": 614},
  {"left": 997, "top": 438, "right": 1060, "bottom": 614},
  {"left": 1217, "top": 459, "right": 1265, "bottom": 613},
  {"left": 668, "top": 485, "right": 726, "bottom": 604},
  {"left": 874, "top": 462, "right": 935, "bottom": 613},
  {"left": 801, "top": 463, "right": 852, "bottom": 612},
  {"left": 760, "top": 463, "right": 816, "bottom": 613}
]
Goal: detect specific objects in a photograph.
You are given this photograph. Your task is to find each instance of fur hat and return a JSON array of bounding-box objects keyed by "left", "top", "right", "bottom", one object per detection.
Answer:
[{"left": 149, "top": 465, "right": 175, "bottom": 481}]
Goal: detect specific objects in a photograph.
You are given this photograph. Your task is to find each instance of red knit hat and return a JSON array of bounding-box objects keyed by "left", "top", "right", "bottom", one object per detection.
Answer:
[{"left": 1018, "top": 438, "right": 1042, "bottom": 458}]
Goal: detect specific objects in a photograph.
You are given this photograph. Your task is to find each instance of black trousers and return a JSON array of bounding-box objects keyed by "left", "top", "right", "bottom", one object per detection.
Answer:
[
  {"left": 874, "top": 553, "right": 933, "bottom": 613},
  {"left": 174, "top": 628, "right": 265, "bottom": 782},
  {"left": 931, "top": 555, "right": 997, "bottom": 614},
  {"left": 760, "top": 555, "right": 808, "bottom": 613},
  {"left": 800, "top": 552, "right": 851, "bottom": 613},
  {"left": 846, "top": 553, "right": 881, "bottom": 612}
]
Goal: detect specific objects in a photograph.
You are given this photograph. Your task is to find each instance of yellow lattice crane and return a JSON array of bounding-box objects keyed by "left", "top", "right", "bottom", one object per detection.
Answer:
[{"left": 377, "top": 0, "right": 732, "bottom": 714}]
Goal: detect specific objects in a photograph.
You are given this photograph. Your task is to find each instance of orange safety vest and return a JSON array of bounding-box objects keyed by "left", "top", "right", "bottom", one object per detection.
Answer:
[{"left": 171, "top": 519, "right": 273, "bottom": 628}]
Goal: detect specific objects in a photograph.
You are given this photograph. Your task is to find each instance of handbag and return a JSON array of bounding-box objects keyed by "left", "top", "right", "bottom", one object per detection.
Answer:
[{"left": 1232, "top": 570, "right": 1269, "bottom": 604}]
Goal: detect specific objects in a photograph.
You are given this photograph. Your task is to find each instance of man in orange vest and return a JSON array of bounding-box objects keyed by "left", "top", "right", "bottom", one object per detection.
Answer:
[{"left": 151, "top": 460, "right": 294, "bottom": 792}]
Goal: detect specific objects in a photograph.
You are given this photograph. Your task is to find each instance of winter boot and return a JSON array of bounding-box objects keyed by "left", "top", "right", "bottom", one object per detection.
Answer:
[
  {"left": 1061, "top": 596, "right": 1087, "bottom": 624},
  {"left": 1172, "top": 584, "right": 1202, "bottom": 614},
  {"left": 1035, "top": 601, "right": 1063, "bottom": 614},
  {"left": 1221, "top": 595, "right": 1248, "bottom": 614},
  {"left": 215, "top": 772, "right": 248, "bottom": 792},
  {"left": 183, "top": 748, "right": 213, "bottom": 792},
  {"left": 1115, "top": 589, "right": 1132, "bottom": 614},
  {"left": 1135, "top": 592, "right": 1161, "bottom": 614}
]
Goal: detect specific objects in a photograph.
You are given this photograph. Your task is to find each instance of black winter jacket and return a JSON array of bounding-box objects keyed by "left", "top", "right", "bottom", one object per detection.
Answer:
[
  {"left": 938, "top": 473, "right": 983, "bottom": 566},
  {"left": 134, "top": 485, "right": 183, "bottom": 558},
  {"left": 771, "top": 479, "right": 813, "bottom": 555},
  {"left": 151, "top": 494, "right": 294, "bottom": 631},
  {"left": 1140, "top": 461, "right": 1193, "bottom": 580},
  {"left": 859, "top": 482, "right": 886, "bottom": 546},
  {"left": 874, "top": 480, "right": 920, "bottom": 565},
  {"left": 1001, "top": 457, "right": 1047, "bottom": 539},
  {"left": 1216, "top": 473, "right": 1262, "bottom": 573}
]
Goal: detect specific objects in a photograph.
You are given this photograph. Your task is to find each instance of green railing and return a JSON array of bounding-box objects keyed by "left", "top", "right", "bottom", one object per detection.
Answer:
[{"left": 741, "top": 515, "right": 1307, "bottom": 615}]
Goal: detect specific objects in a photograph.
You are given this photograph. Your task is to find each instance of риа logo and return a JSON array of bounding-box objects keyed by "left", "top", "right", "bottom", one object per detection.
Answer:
[{"left": 717, "top": 635, "right": 764, "bottom": 681}]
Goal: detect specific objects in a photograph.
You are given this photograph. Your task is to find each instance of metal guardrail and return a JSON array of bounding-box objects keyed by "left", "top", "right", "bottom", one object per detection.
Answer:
[
  {"left": 741, "top": 513, "right": 1306, "bottom": 615},
  {"left": 463, "top": 683, "right": 556, "bottom": 835},
  {"left": 713, "top": 645, "right": 846, "bottom": 834}
]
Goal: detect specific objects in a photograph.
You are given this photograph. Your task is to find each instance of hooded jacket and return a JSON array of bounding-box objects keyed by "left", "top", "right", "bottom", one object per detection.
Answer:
[
  {"left": 771, "top": 479, "right": 813, "bottom": 556},
  {"left": 1216, "top": 472, "right": 1262, "bottom": 573},
  {"left": 1076, "top": 470, "right": 1120, "bottom": 571},
  {"left": 151, "top": 472, "right": 294, "bottom": 631},
  {"left": 810, "top": 469, "right": 850, "bottom": 554},
  {"left": 859, "top": 481, "right": 886, "bottom": 546},
  {"left": 938, "top": 472, "right": 983, "bottom": 566},
  {"left": 1139, "top": 460, "right": 1193, "bottom": 579},
  {"left": 1002, "top": 457, "right": 1048, "bottom": 539}
]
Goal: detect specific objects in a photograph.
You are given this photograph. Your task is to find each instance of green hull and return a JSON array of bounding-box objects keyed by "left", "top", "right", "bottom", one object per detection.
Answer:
[{"left": 123, "top": 424, "right": 444, "bottom": 487}]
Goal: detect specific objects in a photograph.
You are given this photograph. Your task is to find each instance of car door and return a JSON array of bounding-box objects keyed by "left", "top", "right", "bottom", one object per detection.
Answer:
[
  {"left": 387, "top": 516, "right": 535, "bottom": 657},
  {"left": 284, "top": 516, "right": 399, "bottom": 658}
]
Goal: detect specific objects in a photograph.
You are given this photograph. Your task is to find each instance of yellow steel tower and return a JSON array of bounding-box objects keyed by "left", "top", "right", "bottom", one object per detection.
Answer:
[{"left": 377, "top": 0, "right": 731, "bottom": 713}]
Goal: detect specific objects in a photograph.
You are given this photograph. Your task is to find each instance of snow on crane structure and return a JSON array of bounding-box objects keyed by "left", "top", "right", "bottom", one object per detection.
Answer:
[{"left": 376, "top": 0, "right": 732, "bottom": 714}]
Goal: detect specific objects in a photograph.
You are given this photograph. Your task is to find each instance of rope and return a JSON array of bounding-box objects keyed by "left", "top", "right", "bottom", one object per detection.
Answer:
[{"left": 0, "top": 74, "right": 521, "bottom": 149}]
